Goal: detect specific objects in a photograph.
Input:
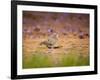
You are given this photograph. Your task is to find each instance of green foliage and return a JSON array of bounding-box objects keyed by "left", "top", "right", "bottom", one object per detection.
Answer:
[
  {"left": 23, "top": 52, "right": 53, "bottom": 68},
  {"left": 60, "top": 53, "right": 89, "bottom": 67},
  {"left": 23, "top": 48, "right": 89, "bottom": 69}
]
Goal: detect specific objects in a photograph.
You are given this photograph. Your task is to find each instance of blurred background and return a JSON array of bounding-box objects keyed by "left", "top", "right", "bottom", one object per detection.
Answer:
[{"left": 22, "top": 11, "right": 90, "bottom": 68}]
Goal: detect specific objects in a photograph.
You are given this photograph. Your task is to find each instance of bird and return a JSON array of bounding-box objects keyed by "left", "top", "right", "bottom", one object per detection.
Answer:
[{"left": 40, "top": 33, "right": 60, "bottom": 49}]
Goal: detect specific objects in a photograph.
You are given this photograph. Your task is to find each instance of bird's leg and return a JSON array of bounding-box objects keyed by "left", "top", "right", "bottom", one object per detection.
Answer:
[
  {"left": 48, "top": 48, "right": 52, "bottom": 53},
  {"left": 48, "top": 46, "right": 54, "bottom": 53},
  {"left": 51, "top": 46, "right": 54, "bottom": 52}
]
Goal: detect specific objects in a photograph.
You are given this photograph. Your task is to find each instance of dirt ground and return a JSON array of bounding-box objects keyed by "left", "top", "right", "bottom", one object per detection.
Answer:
[{"left": 23, "top": 33, "right": 89, "bottom": 65}]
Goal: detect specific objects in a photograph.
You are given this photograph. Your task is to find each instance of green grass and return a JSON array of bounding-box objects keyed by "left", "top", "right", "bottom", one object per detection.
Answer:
[
  {"left": 23, "top": 49, "right": 89, "bottom": 69},
  {"left": 60, "top": 53, "right": 89, "bottom": 67},
  {"left": 23, "top": 52, "right": 54, "bottom": 69}
]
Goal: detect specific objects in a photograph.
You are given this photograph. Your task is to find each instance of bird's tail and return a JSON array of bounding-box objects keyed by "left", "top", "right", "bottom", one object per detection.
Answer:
[{"left": 40, "top": 41, "right": 47, "bottom": 45}]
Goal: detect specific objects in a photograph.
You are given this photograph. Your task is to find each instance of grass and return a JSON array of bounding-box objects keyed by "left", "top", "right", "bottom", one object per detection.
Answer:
[
  {"left": 60, "top": 52, "right": 89, "bottom": 67},
  {"left": 23, "top": 52, "right": 54, "bottom": 69},
  {"left": 23, "top": 48, "right": 89, "bottom": 69}
]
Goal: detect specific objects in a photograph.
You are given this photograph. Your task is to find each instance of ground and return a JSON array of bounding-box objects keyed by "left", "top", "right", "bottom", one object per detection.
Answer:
[
  {"left": 23, "top": 33, "right": 89, "bottom": 68},
  {"left": 22, "top": 11, "right": 89, "bottom": 68}
]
